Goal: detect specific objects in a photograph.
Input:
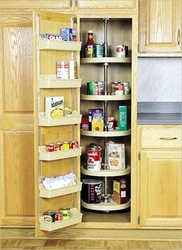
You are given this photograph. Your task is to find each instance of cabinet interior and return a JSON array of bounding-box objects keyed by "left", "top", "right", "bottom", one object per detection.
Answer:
[{"left": 80, "top": 17, "right": 132, "bottom": 224}]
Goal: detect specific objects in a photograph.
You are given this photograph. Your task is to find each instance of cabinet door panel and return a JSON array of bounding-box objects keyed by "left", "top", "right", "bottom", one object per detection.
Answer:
[
  {"left": 139, "top": 0, "right": 182, "bottom": 53},
  {"left": 1, "top": 0, "right": 71, "bottom": 9},
  {"left": 77, "top": 0, "right": 137, "bottom": 10},
  {"left": 140, "top": 151, "right": 182, "bottom": 227},
  {"left": 0, "top": 26, "right": 34, "bottom": 226}
]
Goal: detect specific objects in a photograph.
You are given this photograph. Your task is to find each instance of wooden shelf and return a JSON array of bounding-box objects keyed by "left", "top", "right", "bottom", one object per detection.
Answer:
[
  {"left": 39, "top": 208, "right": 83, "bottom": 231},
  {"left": 81, "top": 166, "right": 131, "bottom": 177},
  {"left": 81, "top": 129, "right": 131, "bottom": 137},
  {"left": 81, "top": 199, "right": 130, "bottom": 212},
  {"left": 38, "top": 75, "right": 82, "bottom": 89},
  {"left": 81, "top": 57, "right": 131, "bottom": 64},
  {"left": 81, "top": 94, "right": 131, "bottom": 101},
  {"left": 38, "top": 37, "right": 82, "bottom": 51},
  {"left": 39, "top": 180, "right": 82, "bottom": 198},
  {"left": 38, "top": 111, "right": 82, "bottom": 126},
  {"left": 39, "top": 146, "right": 82, "bottom": 161}
]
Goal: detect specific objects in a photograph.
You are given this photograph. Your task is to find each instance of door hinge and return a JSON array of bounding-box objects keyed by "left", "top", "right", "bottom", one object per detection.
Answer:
[
  {"left": 138, "top": 216, "right": 140, "bottom": 225},
  {"left": 138, "top": 152, "right": 141, "bottom": 161}
]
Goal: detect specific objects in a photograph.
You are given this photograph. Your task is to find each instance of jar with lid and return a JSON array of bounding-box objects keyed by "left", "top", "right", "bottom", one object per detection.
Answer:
[{"left": 84, "top": 30, "right": 95, "bottom": 58}]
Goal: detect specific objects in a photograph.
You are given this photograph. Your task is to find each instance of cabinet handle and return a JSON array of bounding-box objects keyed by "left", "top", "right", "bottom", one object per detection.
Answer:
[
  {"left": 159, "top": 137, "right": 178, "bottom": 140},
  {"left": 70, "top": 0, "right": 72, "bottom": 7},
  {"left": 177, "top": 29, "right": 180, "bottom": 45}
]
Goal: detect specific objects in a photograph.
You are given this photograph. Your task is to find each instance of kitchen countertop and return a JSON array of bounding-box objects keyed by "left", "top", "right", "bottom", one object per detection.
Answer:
[{"left": 137, "top": 102, "right": 182, "bottom": 125}]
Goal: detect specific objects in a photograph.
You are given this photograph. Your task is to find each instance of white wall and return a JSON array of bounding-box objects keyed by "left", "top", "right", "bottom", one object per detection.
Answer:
[{"left": 137, "top": 58, "right": 182, "bottom": 102}]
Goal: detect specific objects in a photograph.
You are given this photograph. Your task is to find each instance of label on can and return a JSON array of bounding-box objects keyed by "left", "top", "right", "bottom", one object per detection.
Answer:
[
  {"left": 116, "top": 44, "right": 126, "bottom": 58},
  {"left": 87, "top": 148, "right": 101, "bottom": 171},
  {"left": 94, "top": 44, "right": 103, "bottom": 58},
  {"left": 56, "top": 61, "right": 69, "bottom": 79},
  {"left": 82, "top": 179, "right": 102, "bottom": 203},
  {"left": 87, "top": 82, "right": 99, "bottom": 95}
]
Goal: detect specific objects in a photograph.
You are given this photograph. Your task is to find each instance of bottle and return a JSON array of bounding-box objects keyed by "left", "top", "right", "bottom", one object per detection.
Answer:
[{"left": 84, "top": 30, "right": 95, "bottom": 58}]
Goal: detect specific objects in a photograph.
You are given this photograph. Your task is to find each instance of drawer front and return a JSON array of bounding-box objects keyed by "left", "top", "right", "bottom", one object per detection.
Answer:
[{"left": 141, "top": 127, "right": 182, "bottom": 149}]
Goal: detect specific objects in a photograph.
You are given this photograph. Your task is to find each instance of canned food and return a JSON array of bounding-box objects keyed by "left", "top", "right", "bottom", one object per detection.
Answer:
[
  {"left": 56, "top": 61, "right": 69, "bottom": 79},
  {"left": 87, "top": 82, "right": 99, "bottom": 95},
  {"left": 64, "top": 107, "right": 72, "bottom": 116},
  {"left": 122, "top": 82, "right": 130, "bottom": 95},
  {"left": 43, "top": 211, "right": 55, "bottom": 223},
  {"left": 63, "top": 141, "right": 70, "bottom": 150},
  {"left": 94, "top": 44, "right": 103, "bottom": 58},
  {"left": 87, "top": 148, "right": 101, "bottom": 171},
  {"left": 70, "top": 140, "right": 78, "bottom": 149},
  {"left": 45, "top": 143, "right": 55, "bottom": 152},
  {"left": 56, "top": 141, "right": 63, "bottom": 151},
  {"left": 59, "top": 208, "right": 70, "bottom": 220},
  {"left": 116, "top": 44, "right": 126, "bottom": 58},
  {"left": 55, "top": 211, "right": 63, "bottom": 221}
]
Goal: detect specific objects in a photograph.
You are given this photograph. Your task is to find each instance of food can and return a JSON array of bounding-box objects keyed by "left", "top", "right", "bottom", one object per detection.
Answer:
[
  {"left": 43, "top": 211, "right": 55, "bottom": 223},
  {"left": 64, "top": 107, "right": 72, "bottom": 116},
  {"left": 70, "top": 140, "right": 78, "bottom": 149},
  {"left": 45, "top": 143, "right": 55, "bottom": 152},
  {"left": 122, "top": 82, "right": 130, "bottom": 95},
  {"left": 116, "top": 44, "right": 126, "bottom": 58},
  {"left": 87, "top": 148, "right": 101, "bottom": 171},
  {"left": 87, "top": 82, "right": 99, "bottom": 95},
  {"left": 111, "top": 82, "right": 124, "bottom": 95},
  {"left": 98, "top": 81, "right": 104, "bottom": 95},
  {"left": 94, "top": 44, "right": 103, "bottom": 58},
  {"left": 59, "top": 208, "right": 70, "bottom": 220},
  {"left": 55, "top": 211, "right": 63, "bottom": 221},
  {"left": 107, "top": 117, "right": 115, "bottom": 130},
  {"left": 56, "top": 141, "right": 63, "bottom": 151},
  {"left": 115, "top": 82, "right": 124, "bottom": 95},
  {"left": 56, "top": 61, "right": 69, "bottom": 79},
  {"left": 63, "top": 141, "right": 70, "bottom": 150},
  {"left": 82, "top": 179, "right": 102, "bottom": 204}
]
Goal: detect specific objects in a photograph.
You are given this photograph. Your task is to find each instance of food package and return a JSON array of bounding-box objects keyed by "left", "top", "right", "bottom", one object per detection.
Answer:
[
  {"left": 45, "top": 96, "right": 64, "bottom": 118},
  {"left": 107, "top": 142, "right": 125, "bottom": 170}
]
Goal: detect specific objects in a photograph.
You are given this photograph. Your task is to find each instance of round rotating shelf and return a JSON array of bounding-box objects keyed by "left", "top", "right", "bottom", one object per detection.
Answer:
[
  {"left": 81, "top": 129, "right": 131, "bottom": 137},
  {"left": 81, "top": 94, "right": 131, "bottom": 101},
  {"left": 81, "top": 199, "right": 130, "bottom": 211},
  {"left": 81, "top": 166, "right": 131, "bottom": 177}
]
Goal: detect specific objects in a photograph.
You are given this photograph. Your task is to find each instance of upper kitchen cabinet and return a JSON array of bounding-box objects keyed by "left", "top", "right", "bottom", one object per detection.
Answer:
[
  {"left": 1, "top": 0, "right": 73, "bottom": 10},
  {"left": 139, "top": 0, "right": 182, "bottom": 53},
  {"left": 76, "top": 0, "right": 137, "bottom": 12}
]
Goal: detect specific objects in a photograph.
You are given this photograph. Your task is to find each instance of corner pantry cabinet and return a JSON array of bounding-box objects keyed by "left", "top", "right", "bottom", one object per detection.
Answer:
[
  {"left": 33, "top": 8, "right": 138, "bottom": 234},
  {"left": 138, "top": 125, "right": 182, "bottom": 228},
  {"left": 33, "top": 11, "right": 82, "bottom": 236},
  {"left": 138, "top": 0, "right": 182, "bottom": 53}
]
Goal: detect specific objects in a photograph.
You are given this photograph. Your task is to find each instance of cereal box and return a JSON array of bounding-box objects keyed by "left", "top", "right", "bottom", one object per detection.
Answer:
[
  {"left": 113, "top": 178, "right": 128, "bottom": 204},
  {"left": 88, "top": 108, "right": 104, "bottom": 131},
  {"left": 45, "top": 96, "right": 64, "bottom": 118},
  {"left": 61, "top": 28, "right": 77, "bottom": 41},
  {"left": 107, "top": 142, "right": 125, "bottom": 170}
]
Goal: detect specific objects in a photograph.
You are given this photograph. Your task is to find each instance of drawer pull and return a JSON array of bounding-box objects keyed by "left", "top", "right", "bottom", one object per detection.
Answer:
[{"left": 159, "top": 137, "right": 178, "bottom": 140}]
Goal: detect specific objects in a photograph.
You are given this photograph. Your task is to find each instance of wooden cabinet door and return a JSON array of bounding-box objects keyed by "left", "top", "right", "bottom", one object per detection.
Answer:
[
  {"left": 1, "top": 0, "right": 72, "bottom": 9},
  {"left": 140, "top": 151, "right": 182, "bottom": 228},
  {"left": 76, "top": 0, "right": 137, "bottom": 10},
  {"left": 0, "top": 17, "right": 34, "bottom": 226},
  {"left": 139, "top": 0, "right": 182, "bottom": 53}
]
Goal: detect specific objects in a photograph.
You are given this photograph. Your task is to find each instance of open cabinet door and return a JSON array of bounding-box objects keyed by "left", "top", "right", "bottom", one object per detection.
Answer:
[{"left": 33, "top": 10, "right": 82, "bottom": 237}]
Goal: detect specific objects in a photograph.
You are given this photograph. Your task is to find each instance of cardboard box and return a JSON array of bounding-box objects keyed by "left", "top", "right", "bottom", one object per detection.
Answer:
[
  {"left": 118, "top": 106, "right": 127, "bottom": 131},
  {"left": 107, "top": 142, "right": 125, "bottom": 170},
  {"left": 88, "top": 108, "right": 104, "bottom": 131},
  {"left": 113, "top": 178, "right": 128, "bottom": 204},
  {"left": 45, "top": 96, "right": 64, "bottom": 118}
]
